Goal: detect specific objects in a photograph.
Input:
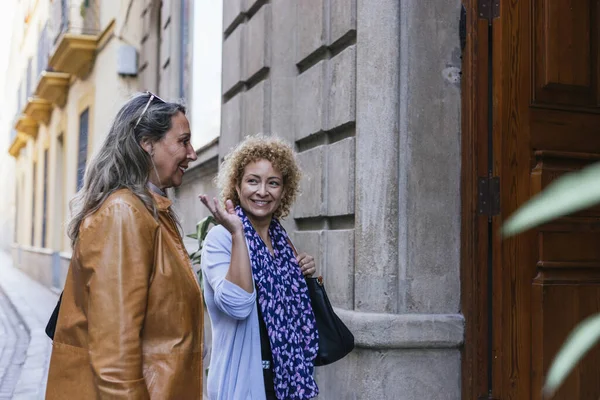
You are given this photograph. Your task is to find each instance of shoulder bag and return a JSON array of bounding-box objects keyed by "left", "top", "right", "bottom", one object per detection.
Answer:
[{"left": 287, "top": 238, "right": 355, "bottom": 366}]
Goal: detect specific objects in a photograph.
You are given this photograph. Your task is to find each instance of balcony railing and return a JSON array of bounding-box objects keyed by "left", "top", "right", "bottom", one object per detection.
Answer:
[
  {"left": 47, "top": 0, "right": 101, "bottom": 79},
  {"left": 49, "top": 0, "right": 101, "bottom": 45}
]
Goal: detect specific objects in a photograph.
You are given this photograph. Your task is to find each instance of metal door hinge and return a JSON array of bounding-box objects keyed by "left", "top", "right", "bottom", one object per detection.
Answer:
[
  {"left": 478, "top": 0, "right": 500, "bottom": 22},
  {"left": 478, "top": 176, "right": 500, "bottom": 216}
]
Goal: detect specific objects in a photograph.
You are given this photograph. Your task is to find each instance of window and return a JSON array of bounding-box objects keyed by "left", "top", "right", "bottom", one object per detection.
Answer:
[
  {"left": 31, "top": 162, "right": 36, "bottom": 246},
  {"left": 180, "top": 0, "right": 192, "bottom": 100},
  {"left": 42, "top": 149, "right": 48, "bottom": 248},
  {"left": 37, "top": 23, "right": 49, "bottom": 77},
  {"left": 17, "top": 82, "right": 22, "bottom": 114},
  {"left": 76, "top": 108, "right": 89, "bottom": 191},
  {"left": 26, "top": 58, "right": 32, "bottom": 97},
  {"left": 14, "top": 178, "right": 19, "bottom": 243}
]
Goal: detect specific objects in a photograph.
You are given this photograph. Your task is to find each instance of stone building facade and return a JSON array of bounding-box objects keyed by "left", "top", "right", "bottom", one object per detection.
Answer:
[
  {"left": 7, "top": 0, "right": 192, "bottom": 289},
  {"left": 174, "top": 1, "right": 464, "bottom": 398}
]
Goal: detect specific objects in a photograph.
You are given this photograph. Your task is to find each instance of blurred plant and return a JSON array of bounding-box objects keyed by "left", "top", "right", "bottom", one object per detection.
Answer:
[
  {"left": 503, "top": 161, "right": 600, "bottom": 397},
  {"left": 187, "top": 215, "right": 217, "bottom": 289},
  {"left": 187, "top": 215, "right": 217, "bottom": 380}
]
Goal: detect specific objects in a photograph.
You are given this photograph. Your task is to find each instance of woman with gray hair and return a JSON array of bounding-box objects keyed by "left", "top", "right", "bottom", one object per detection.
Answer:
[{"left": 45, "top": 92, "right": 204, "bottom": 400}]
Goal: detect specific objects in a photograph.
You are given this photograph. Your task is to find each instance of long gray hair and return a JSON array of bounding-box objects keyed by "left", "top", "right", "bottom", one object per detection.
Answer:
[{"left": 67, "top": 92, "right": 186, "bottom": 247}]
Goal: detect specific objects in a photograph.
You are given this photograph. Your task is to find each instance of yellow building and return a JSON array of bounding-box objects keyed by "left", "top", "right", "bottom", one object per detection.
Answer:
[{"left": 7, "top": 0, "right": 192, "bottom": 289}]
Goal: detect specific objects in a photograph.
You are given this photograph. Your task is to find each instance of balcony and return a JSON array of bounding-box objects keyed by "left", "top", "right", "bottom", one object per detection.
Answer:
[
  {"left": 48, "top": 0, "right": 101, "bottom": 79},
  {"left": 24, "top": 97, "right": 52, "bottom": 125},
  {"left": 14, "top": 115, "right": 40, "bottom": 139},
  {"left": 8, "top": 131, "right": 28, "bottom": 158},
  {"left": 35, "top": 71, "right": 70, "bottom": 108}
]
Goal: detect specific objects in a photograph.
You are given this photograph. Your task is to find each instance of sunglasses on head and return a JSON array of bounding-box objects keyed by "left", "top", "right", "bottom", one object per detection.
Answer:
[{"left": 134, "top": 91, "right": 166, "bottom": 129}]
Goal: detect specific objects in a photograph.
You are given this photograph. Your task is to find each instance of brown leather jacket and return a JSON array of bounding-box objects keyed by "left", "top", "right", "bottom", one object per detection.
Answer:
[{"left": 45, "top": 189, "right": 203, "bottom": 400}]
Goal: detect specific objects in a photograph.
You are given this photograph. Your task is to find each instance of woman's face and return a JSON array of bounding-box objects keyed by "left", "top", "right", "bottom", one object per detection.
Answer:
[
  {"left": 148, "top": 112, "right": 197, "bottom": 189},
  {"left": 236, "top": 159, "right": 284, "bottom": 223}
]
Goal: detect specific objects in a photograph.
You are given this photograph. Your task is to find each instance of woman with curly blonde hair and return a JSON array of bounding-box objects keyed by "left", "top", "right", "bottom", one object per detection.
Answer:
[{"left": 200, "top": 135, "right": 319, "bottom": 400}]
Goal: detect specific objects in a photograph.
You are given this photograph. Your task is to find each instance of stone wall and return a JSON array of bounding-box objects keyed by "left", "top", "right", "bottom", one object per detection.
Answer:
[
  {"left": 13, "top": 246, "right": 54, "bottom": 289},
  {"left": 171, "top": 139, "right": 220, "bottom": 256},
  {"left": 214, "top": 0, "right": 464, "bottom": 398}
]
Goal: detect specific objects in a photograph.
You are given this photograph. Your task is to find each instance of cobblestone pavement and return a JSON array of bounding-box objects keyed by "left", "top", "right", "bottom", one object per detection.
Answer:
[
  {"left": 0, "top": 287, "right": 30, "bottom": 399},
  {"left": 0, "top": 252, "right": 58, "bottom": 399}
]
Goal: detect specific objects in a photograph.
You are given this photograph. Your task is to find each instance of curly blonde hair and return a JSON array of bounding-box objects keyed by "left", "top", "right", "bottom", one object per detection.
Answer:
[{"left": 217, "top": 135, "right": 302, "bottom": 219}]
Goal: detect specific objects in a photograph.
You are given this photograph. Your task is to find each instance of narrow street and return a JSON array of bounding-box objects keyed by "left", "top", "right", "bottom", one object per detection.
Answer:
[{"left": 0, "top": 252, "right": 58, "bottom": 399}]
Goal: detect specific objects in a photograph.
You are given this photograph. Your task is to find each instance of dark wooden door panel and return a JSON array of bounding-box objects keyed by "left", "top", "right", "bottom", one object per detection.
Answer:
[
  {"left": 531, "top": 109, "right": 600, "bottom": 153},
  {"left": 533, "top": 0, "right": 600, "bottom": 107},
  {"left": 532, "top": 283, "right": 600, "bottom": 399},
  {"left": 496, "top": 0, "right": 600, "bottom": 398}
]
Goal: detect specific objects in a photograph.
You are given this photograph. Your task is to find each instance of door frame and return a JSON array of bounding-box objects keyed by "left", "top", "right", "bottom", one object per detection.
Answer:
[{"left": 461, "top": 0, "right": 502, "bottom": 398}]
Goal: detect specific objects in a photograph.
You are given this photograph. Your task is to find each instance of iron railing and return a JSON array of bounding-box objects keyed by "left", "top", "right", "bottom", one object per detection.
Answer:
[
  {"left": 37, "top": 22, "right": 50, "bottom": 77},
  {"left": 49, "top": 0, "right": 101, "bottom": 46}
]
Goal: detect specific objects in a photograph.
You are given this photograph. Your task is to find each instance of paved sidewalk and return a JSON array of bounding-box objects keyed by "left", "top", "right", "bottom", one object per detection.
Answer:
[{"left": 0, "top": 251, "right": 58, "bottom": 399}]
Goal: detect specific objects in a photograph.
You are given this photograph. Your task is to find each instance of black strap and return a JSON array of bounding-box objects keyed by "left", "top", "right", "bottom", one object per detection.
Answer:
[{"left": 256, "top": 289, "right": 275, "bottom": 394}]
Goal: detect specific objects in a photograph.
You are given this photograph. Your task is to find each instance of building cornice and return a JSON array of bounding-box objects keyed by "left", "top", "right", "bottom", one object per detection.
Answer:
[
  {"left": 35, "top": 71, "right": 70, "bottom": 108},
  {"left": 14, "top": 115, "right": 39, "bottom": 139},
  {"left": 49, "top": 33, "right": 98, "bottom": 79},
  {"left": 23, "top": 97, "right": 52, "bottom": 125},
  {"left": 8, "top": 132, "right": 28, "bottom": 158}
]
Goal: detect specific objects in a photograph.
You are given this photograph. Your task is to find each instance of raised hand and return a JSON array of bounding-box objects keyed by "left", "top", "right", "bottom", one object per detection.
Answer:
[{"left": 198, "top": 195, "right": 243, "bottom": 235}]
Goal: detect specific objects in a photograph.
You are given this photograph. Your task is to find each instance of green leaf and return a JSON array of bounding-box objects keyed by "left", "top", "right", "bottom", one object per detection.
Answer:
[
  {"left": 187, "top": 233, "right": 198, "bottom": 239},
  {"left": 544, "top": 313, "right": 600, "bottom": 397},
  {"left": 503, "top": 162, "right": 600, "bottom": 237},
  {"left": 198, "top": 216, "right": 217, "bottom": 243}
]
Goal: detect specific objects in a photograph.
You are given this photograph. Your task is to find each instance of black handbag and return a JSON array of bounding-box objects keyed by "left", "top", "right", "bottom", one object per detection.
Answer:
[
  {"left": 286, "top": 238, "right": 355, "bottom": 366},
  {"left": 306, "top": 275, "right": 355, "bottom": 366},
  {"left": 45, "top": 292, "right": 62, "bottom": 340}
]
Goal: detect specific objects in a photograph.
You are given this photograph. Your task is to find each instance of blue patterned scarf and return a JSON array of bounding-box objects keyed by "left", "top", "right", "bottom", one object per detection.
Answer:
[{"left": 236, "top": 206, "right": 319, "bottom": 399}]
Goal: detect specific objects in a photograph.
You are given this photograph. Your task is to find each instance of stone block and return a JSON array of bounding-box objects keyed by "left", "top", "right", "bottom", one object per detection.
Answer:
[
  {"left": 327, "top": 137, "right": 355, "bottom": 215},
  {"left": 220, "top": 94, "right": 243, "bottom": 160},
  {"left": 330, "top": 0, "right": 357, "bottom": 45},
  {"left": 271, "top": 1, "right": 297, "bottom": 78},
  {"left": 315, "top": 348, "right": 461, "bottom": 400},
  {"left": 294, "top": 61, "right": 326, "bottom": 140},
  {"left": 244, "top": 4, "right": 271, "bottom": 81},
  {"left": 294, "top": 146, "right": 326, "bottom": 218},
  {"left": 326, "top": 45, "right": 356, "bottom": 130},
  {"left": 223, "top": 0, "right": 244, "bottom": 33},
  {"left": 159, "top": 21, "right": 171, "bottom": 69},
  {"left": 324, "top": 229, "right": 354, "bottom": 309},
  {"left": 296, "top": 0, "right": 327, "bottom": 63},
  {"left": 173, "top": 158, "right": 219, "bottom": 237},
  {"left": 243, "top": 79, "right": 270, "bottom": 136},
  {"left": 243, "top": 0, "right": 266, "bottom": 14},
  {"left": 222, "top": 25, "right": 245, "bottom": 95},
  {"left": 292, "top": 230, "right": 326, "bottom": 276},
  {"left": 270, "top": 77, "right": 295, "bottom": 142}
]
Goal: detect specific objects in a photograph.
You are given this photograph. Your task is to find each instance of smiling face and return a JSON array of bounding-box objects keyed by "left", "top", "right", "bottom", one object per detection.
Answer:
[
  {"left": 148, "top": 111, "right": 197, "bottom": 189},
  {"left": 236, "top": 159, "right": 284, "bottom": 224}
]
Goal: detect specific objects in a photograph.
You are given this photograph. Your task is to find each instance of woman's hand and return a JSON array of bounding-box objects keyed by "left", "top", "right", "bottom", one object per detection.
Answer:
[
  {"left": 297, "top": 253, "right": 317, "bottom": 277},
  {"left": 199, "top": 195, "right": 243, "bottom": 235}
]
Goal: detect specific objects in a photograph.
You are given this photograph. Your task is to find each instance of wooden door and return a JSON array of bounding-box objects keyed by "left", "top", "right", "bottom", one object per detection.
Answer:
[{"left": 495, "top": 0, "right": 600, "bottom": 399}]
